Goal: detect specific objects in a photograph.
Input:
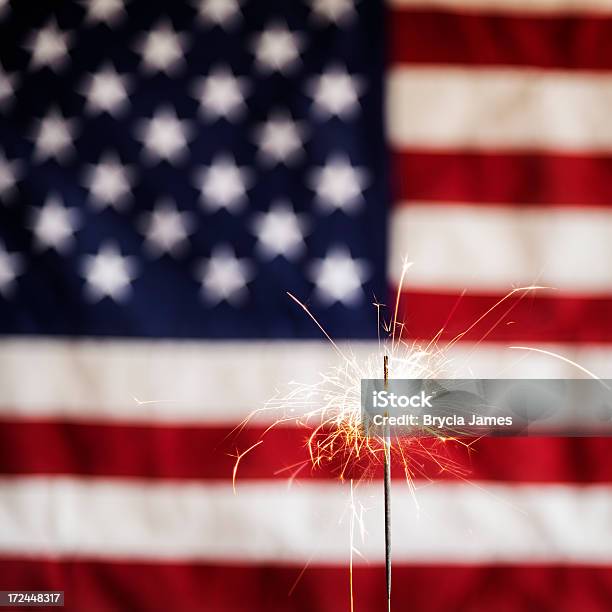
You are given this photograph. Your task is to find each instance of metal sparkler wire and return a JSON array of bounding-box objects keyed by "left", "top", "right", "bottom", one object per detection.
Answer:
[{"left": 383, "top": 354, "right": 392, "bottom": 612}]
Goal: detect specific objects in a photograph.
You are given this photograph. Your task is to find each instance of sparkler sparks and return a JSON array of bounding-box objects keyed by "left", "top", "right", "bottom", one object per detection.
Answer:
[
  {"left": 247, "top": 313, "right": 466, "bottom": 486},
  {"left": 232, "top": 264, "right": 552, "bottom": 609},
  {"left": 236, "top": 272, "right": 487, "bottom": 490},
  {"left": 232, "top": 273, "right": 467, "bottom": 609}
]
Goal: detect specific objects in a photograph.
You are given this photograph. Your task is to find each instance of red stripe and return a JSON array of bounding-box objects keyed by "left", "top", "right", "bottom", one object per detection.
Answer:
[
  {"left": 390, "top": 10, "right": 612, "bottom": 70},
  {"left": 0, "top": 420, "right": 611, "bottom": 483},
  {"left": 392, "top": 151, "right": 612, "bottom": 206},
  {"left": 0, "top": 558, "right": 611, "bottom": 612},
  {"left": 397, "top": 289, "right": 612, "bottom": 343}
]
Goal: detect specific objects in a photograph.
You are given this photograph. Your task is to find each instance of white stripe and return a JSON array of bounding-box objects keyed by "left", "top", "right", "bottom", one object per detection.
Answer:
[
  {"left": 390, "top": 204, "right": 612, "bottom": 293},
  {"left": 389, "top": 0, "right": 612, "bottom": 15},
  {"left": 0, "top": 339, "right": 361, "bottom": 423},
  {"left": 0, "top": 339, "right": 611, "bottom": 423},
  {"left": 387, "top": 68, "right": 612, "bottom": 152},
  {"left": 0, "top": 477, "right": 610, "bottom": 563}
]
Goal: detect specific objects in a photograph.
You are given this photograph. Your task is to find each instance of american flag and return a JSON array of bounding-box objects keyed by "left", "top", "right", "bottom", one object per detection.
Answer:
[{"left": 1, "top": 0, "right": 612, "bottom": 610}]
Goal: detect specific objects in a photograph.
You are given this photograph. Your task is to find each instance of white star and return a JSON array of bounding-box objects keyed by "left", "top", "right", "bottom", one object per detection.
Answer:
[
  {"left": 80, "top": 64, "right": 131, "bottom": 116},
  {"left": 194, "top": 155, "right": 252, "bottom": 213},
  {"left": 81, "top": 0, "right": 127, "bottom": 27},
  {"left": 194, "top": 0, "right": 242, "bottom": 28},
  {"left": 191, "top": 66, "right": 248, "bottom": 122},
  {"left": 31, "top": 194, "right": 80, "bottom": 253},
  {"left": 135, "top": 107, "right": 193, "bottom": 165},
  {"left": 0, "top": 151, "right": 23, "bottom": 202},
  {"left": 0, "top": 241, "right": 23, "bottom": 298},
  {"left": 31, "top": 108, "right": 78, "bottom": 163},
  {"left": 83, "top": 152, "right": 134, "bottom": 210},
  {"left": 196, "top": 245, "right": 254, "bottom": 306},
  {"left": 138, "top": 199, "right": 195, "bottom": 258},
  {"left": 307, "top": 65, "right": 364, "bottom": 119},
  {"left": 253, "top": 111, "right": 306, "bottom": 166},
  {"left": 135, "top": 20, "right": 188, "bottom": 75},
  {"left": 308, "top": 246, "right": 370, "bottom": 306},
  {"left": 310, "top": 0, "right": 356, "bottom": 25},
  {"left": 81, "top": 242, "right": 138, "bottom": 302},
  {"left": 0, "top": 66, "right": 17, "bottom": 109},
  {"left": 24, "top": 19, "right": 72, "bottom": 72},
  {"left": 309, "top": 154, "right": 369, "bottom": 213},
  {"left": 251, "top": 201, "right": 308, "bottom": 260},
  {"left": 251, "top": 22, "right": 304, "bottom": 74}
]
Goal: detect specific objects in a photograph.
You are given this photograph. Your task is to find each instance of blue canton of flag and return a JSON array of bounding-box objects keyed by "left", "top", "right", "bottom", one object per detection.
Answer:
[{"left": 0, "top": 0, "right": 387, "bottom": 338}]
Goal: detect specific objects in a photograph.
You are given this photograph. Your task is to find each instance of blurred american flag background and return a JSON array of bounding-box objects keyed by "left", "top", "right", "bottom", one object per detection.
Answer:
[{"left": 1, "top": 0, "right": 612, "bottom": 610}]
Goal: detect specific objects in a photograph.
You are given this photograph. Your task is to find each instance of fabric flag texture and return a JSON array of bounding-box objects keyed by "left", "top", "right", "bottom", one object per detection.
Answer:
[{"left": 0, "top": 0, "right": 611, "bottom": 610}]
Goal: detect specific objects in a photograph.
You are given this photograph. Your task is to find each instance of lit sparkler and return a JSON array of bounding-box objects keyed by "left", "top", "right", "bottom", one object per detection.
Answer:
[{"left": 233, "top": 262, "right": 551, "bottom": 610}]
